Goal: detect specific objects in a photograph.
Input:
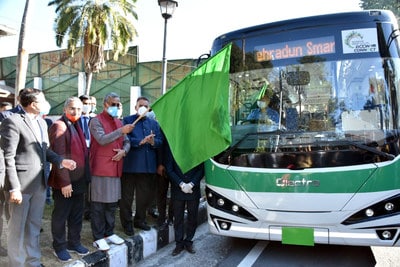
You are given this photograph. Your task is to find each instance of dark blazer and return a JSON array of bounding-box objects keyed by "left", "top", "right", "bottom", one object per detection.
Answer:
[
  {"left": 122, "top": 115, "right": 162, "bottom": 174},
  {"left": 165, "top": 143, "right": 204, "bottom": 201},
  {"left": 48, "top": 115, "right": 89, "bottom": 194},
  {"left": 0, "top": 110, "right": 63, "bottom": 194}
]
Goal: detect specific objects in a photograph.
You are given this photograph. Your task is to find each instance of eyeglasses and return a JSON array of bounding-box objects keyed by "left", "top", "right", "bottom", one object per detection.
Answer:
[{"left": 110, "top": 102, "right": 122, "bottom": 107}]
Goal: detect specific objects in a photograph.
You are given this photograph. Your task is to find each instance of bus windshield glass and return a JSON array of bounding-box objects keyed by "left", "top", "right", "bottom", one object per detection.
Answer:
[{"left": 213, "top": 15, "right": 400, "bottom": 168}]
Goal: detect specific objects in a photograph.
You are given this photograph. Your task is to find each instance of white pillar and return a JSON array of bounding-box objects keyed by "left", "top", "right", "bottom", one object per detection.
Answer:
[
  {"left": 78, "top": 72, "right": 86, "bottom": 96},
  {"left": 33, "top": 77, "right": 42, "bottom": 90},
  {"left": 130, "top": 86, "right": 141, "bottom": 115}
]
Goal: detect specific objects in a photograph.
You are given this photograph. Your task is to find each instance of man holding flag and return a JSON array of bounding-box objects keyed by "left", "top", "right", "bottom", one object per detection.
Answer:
[{"left": 151, "top": 43, "right": 232, "bottom": 173}]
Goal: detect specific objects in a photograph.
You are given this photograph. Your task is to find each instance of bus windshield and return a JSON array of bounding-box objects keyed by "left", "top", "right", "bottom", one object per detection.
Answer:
[{"left": 213, "top": 12, "right": 400, "bottom": 169}]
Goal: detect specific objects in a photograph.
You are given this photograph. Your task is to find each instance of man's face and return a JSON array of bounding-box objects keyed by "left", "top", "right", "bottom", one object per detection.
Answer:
[
  {"left": 81, "top": 99, "right": 91, "bottom": 115},
  {"left": 105, "top": 97, "right": 122, "bottom": 109},
  {"left": 135, "top": 99, "right": 149, "bottom": 111},
  {"left": 65, "top": 99, "right": 83, "bottom": 118},
  {"left": 31, "top": 93, "right": 46, "bottom": 115}
]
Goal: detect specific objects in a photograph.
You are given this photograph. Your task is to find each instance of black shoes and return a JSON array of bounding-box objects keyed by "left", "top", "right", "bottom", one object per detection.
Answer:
[
  {"left": 124, "top": 224, "right": 134, "bottom": 236},
  {"left": 185, "top": 244, "right": 196, "bottom": 254},
  {"left": 172, "top": 246, "right": 184, "bottom": 256},
  {"left": 134, "top": 222, "right": 151, "bottom": 231}
]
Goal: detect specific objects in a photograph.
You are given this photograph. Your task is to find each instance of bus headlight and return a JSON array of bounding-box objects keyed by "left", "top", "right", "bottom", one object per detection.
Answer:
[
  {"left": 365, "top": 209, "right": 374, "bottom": 217},
  {"left": 385, "top": 202, "right": 394, "bottom": 211},
  {"left": 220, "top": 222, "right": 229, "bottom": 230},
  {"left": 232, "top": 205, "right": 239, "bottom": 212},
  {"left": 376, "top": 229, "right": 397, "bottom": 240},
  {"left": 382, "top": 230, "right": 392, "bottom": 239},
  {"left": 205, "top": 187, "right": 257, "bottom": 221},
  {"left": 342, "top": 193, "right": 400, "bottom": 225}
]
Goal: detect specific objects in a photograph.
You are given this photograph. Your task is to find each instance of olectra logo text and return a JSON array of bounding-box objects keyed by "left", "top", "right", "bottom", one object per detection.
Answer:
[{"left": 276, "top": 175, "right": 320, "bottom": 187}]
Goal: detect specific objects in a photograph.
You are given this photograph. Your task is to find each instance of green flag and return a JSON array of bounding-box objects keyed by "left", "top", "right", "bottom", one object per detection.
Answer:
[{"left": 152, "top": 43, "right": 232, "bottom": 173}]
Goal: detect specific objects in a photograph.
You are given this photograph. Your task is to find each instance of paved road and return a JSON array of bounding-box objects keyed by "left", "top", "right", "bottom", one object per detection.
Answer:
[{"left": 137, "top": 222, "right": 400, "bottom": 267}]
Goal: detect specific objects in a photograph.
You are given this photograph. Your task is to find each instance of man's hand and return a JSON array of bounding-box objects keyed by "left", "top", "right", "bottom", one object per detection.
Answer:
[
  {"left": 9, "top": 190, "right": 22, "bottom": 204},
  {"left": 180, "top": 182, "right": 193, "bottom": 194},
  {"left": 112, "top": 148, "right": 126, "bottom": 161},
  {"left": 157, "top": 164, "right": 166, "bottom": 177},
  {"left": 139, "top": 131, "right": 155, "bottom": 146},
  {"left": 61, "top": 184, "right": 73, "bottom": 198},
  {"left": 121, "top": 124, "right": 135, "bottom": 134},
  {"left": 62, "top": 159, "right": 76, "bottom": 171}
]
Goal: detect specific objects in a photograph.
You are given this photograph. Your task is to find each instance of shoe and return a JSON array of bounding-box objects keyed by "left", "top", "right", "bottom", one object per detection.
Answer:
[
  {"left": 171, "top": 246, "right": 184, "bottom": 256},
  {"left": 106, "top": 234, "right": 125, "bottom": 245},
  {"left": 185, "top": 244, "right": 196, "bottom": 254},
  {"left": 124, "top": 224, "right": 134, "bottom": 236},
  {"left": 67, "top": 244, "right": 90, "bottom": 256},
  {"left": 53, "top": 249, "right": 72, "bottom": 262},
  {"left": 93, "top": 238, "right": 110, "bottom": 251},
  {"left": 134, "top": 222, "right": 151, "bottom": 231}
]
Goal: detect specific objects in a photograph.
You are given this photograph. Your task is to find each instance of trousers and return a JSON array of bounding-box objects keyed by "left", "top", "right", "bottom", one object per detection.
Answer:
[
  {"left": 173, "top": 198, "right": 199, "bottom": 248},
  {"left": 51, "top": 190, "right": 84, "bottom": 252}
]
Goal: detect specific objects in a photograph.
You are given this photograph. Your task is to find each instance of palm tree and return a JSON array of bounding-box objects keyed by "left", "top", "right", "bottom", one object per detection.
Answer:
[
  {"left": 15, "top": 0, "right": 31, "bottom": 104},
  {"left": 48, "top": 0, "right": 138, "bottom": 95}
]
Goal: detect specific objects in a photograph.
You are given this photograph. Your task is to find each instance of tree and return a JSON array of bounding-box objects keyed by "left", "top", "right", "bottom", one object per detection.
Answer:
[
  {"left": 48, "top": 0, "right": 138, "bottom": 95},
  {"left": 359, "top": 0, "right": 400, "bottom": 19},
  {"left": 15, "top": 0, "right": 31, "bottom": 105}
]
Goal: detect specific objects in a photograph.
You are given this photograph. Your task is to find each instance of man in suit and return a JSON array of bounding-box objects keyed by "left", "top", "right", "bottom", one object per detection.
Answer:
[
  {"left": 0, "top": 88, "right": 77, "bottom": 267},
  {"left": 120, "top": 96, "right": 162, "bottom": 234},
  {"left": 165, "top": 142, "right": 204, "bottom": 256}
]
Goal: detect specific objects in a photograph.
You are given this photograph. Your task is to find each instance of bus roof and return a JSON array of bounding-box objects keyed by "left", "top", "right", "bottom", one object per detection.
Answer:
[{"left": 212, "top": 10, "right": 397, "bottom": 51}]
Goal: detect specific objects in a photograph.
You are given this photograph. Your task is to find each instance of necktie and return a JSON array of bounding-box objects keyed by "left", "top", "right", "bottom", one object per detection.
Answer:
[{"left": 83, "top": 117, "right": 90, "bottom": 147}]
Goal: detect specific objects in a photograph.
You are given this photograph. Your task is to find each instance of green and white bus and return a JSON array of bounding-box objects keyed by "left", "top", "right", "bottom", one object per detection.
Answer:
[{"left": 205, "top": 10, "right": 400, "bottom": 246}]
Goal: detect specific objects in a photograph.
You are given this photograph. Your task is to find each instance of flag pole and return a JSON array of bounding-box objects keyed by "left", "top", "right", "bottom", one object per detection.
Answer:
[{"left": 132, "top": 108, "right": 149, "bottom": 125}]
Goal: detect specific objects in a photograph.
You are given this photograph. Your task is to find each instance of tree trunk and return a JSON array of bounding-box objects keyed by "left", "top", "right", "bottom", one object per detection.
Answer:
[
  {"left": 85, "top": 71, "right": 93, "bottom": 96},
  {"left": 15, "top": 0, "right": 31, "bottom": 105}
]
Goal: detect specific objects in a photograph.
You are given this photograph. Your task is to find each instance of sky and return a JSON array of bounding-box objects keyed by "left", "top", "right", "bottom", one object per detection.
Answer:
[{"left": 0, "top": 0, "right": 362, "bottom": 63}]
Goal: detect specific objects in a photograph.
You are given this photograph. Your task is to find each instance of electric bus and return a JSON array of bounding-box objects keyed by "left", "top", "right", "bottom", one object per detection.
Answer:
[{"left": 205, "top": 10, "right": 400, "bottom": 246}]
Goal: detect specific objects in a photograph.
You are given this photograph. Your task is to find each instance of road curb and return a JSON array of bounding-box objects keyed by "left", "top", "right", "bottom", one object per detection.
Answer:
[{"left": 64, "top": 200, "right": 207, "bottom": 266}]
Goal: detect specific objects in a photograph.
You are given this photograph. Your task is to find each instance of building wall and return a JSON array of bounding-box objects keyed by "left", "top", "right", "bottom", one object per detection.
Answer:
[{"left": 0, "top": 46, "right": 197, "bottom": 116}]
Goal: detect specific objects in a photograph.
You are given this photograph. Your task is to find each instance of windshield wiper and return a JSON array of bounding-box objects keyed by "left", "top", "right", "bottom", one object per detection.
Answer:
[{"left": 342, "top": 140, "right": 395, "bottom": 160}]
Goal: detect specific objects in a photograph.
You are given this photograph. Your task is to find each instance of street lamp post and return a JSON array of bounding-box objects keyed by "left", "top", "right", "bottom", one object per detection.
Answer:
[{"left": 158, "top": 0, "right": 178, "bottom": 95}]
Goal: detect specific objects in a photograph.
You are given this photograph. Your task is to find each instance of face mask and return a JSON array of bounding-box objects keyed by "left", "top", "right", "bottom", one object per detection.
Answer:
[
  {"left": 137, "top": 106, "right": 148, "bottom": 116},
  {"left": 65, "top": 113, "right": 80, "bottom": 123},
  {"left": 82, "top": 104, "right": 91, "bottom": 114},
  {"left": 91, "top": 105, "right": 97, "bottom": 113},
  {"left": 40, "top": 101, "right": 51, "bottom": 116},
  {"left": 257, "top": 101, "right": 267, "bottom": 109},
  {"left": 107, "top": 106, "right": 119, "bottom": 118}
]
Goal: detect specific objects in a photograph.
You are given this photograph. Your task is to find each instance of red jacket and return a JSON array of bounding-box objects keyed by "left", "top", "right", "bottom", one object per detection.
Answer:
[
  {"left": 48, "top": 115, "right": 88, "bottom": 192},
  {"left": 90, "top": 111, "right": 124, "bottom": 177}
]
